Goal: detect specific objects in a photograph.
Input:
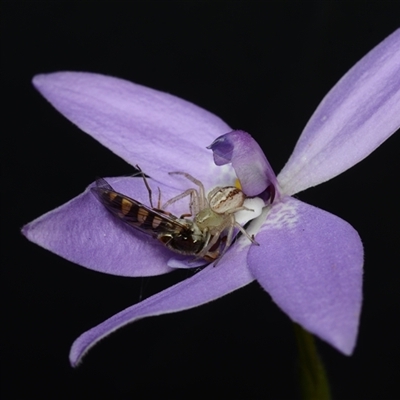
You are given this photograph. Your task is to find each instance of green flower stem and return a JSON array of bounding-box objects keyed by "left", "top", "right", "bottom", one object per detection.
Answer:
[{"left": 294, "top": 323, "right": 331, "bottom": 400}]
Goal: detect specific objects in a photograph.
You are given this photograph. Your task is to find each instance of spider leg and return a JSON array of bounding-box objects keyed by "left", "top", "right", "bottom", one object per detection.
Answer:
[
  {"left": 234, "top": 222, "right": 259, "bottom": 245},
  {"left": 212, "top": 217, "right": 235, "bottom": 266},
  {"left": 162, "top": 188, "right": 199, "bottom": 216},
  {"left": 168, "top": 171, "right": 207, "bottom": 210},
  {"left": 196, "top": 229, "right": 221, "bottom": 260},
  {"left": 224, "top": 205, "right": 254, "bottom": 215}
]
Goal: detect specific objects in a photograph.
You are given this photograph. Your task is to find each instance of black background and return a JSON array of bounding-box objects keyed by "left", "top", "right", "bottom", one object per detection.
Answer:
[{"left": 3, "top": 2, "right": 399, "bottom": 399}]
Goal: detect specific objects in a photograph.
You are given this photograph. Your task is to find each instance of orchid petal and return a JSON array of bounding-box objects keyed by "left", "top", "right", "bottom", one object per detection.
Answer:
[
  {"left": 208, "top": 130, "right": 278, "bottom": 197},
  {"left": 69, "top": 242, "right": 254, "bottom": 366},
  {"left": 248, "top": 197, "right": 363, "bottom": 355},
  {"left": 33, "top": 72, "right": 233, "bottom": 189},
  {"left": 278, "top": 29, "right": 400, "bottom": 196},
  {"left": 21, "top": 176, "right": 198, "bottom": 277}
]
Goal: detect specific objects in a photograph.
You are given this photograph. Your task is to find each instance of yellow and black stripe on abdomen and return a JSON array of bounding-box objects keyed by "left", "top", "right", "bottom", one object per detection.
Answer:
[{"left": 104, "top": 191, "right": 173, "bottom": 233}]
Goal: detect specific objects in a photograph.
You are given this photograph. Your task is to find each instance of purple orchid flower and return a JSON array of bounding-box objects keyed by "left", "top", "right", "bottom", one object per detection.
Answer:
[{"left": 23, "top": 29, "right": 400, "bottom": 367}]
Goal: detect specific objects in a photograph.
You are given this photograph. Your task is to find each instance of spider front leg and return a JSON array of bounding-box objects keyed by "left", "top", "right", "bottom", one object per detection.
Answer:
[
  {"left": 162, "top": 188, "right": 199, "bottom": 218},
  {"left": 168, "top": 171, "right": 208, "bottom": 211}
]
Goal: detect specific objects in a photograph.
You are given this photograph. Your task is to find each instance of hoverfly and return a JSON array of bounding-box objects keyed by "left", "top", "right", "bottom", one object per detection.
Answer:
[{"left": 91, "top": 177, "right": 221, "bottom": 262}]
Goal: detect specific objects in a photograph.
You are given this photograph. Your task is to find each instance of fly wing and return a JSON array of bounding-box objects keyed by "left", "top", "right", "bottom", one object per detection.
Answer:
[{"left": 91, "top": 178, "right": 186, "bottom": 237}]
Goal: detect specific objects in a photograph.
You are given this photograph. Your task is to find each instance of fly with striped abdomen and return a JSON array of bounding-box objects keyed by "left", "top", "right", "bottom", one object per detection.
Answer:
[{"left": 91, "top": 177, "right": 220, "bottom": 261}]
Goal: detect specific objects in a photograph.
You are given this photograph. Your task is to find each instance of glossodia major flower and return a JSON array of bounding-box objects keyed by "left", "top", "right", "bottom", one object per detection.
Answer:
[{"left": 23, "top": 29, "right": 400, "bottom": 366}]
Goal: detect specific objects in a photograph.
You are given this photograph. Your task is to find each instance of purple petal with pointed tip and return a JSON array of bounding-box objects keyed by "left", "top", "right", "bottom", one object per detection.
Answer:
[
  {"left": 70, "top": 241, "right": 254, "bottom": 366},
  {"left": 22, "top": 176, "right": 199, "bottom": 277},
  {"left": 208, "top": 130, "right": 278, "bottom": 196},
  {"left": 33, "top": 72, "right": 233, "bottom": 189},
  {"left": 248, "top": 197, "right": 363, "bottom": 355},
  {"left": 278, "top": 29, "right": 400, "bottom": 196}
]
